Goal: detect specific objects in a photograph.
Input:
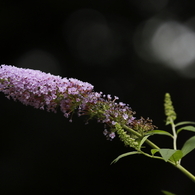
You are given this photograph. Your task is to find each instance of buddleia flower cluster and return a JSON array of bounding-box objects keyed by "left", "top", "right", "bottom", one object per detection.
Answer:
[{"left": 0, "top": 65, "right": 155, "bottom": 148}]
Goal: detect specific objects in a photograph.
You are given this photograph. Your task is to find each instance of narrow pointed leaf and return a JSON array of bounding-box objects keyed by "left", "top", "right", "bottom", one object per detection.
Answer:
[
  {"left": 138, "top": 135, "right": 150, "bottom": 150},
  {"left": 159, "top": 149, "right": 177, "bottom": 162},
  {"left": 181, "top": 136, "right": 195, "bottom": 157},
  {"left": 151, "top": 149, "right": 159, "bottom": 155},
  {"left": 145, "top": 130, "right": 173, "bottom": 138},
  {"left": 111, "top": 151, "right": 140, "bottom": 164},
  {"left": 177, "top": 126, "right": 195, "bottom": 134},
  {"left": 161, "top": 190, "right": 176, "bottom": 195},
  {"left": 175, "top": 121, "right": 195, "bottom": 127}
]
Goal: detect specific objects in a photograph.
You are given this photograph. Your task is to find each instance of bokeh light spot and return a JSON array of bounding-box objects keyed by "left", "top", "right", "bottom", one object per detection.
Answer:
[
  {"left": 134, "top": 17, "right": 195, "bottom": 78},
  {"left": 151, "top": 21, "right": 195, "bottom": 70}
]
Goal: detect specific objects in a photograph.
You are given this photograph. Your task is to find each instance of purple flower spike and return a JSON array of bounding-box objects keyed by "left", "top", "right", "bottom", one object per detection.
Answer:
[
  {"left": 0, "top": 65, "right": 93, "bottom": 113},
  {"left": 0, "top": 65, "right": 155, "bottom": 142}
]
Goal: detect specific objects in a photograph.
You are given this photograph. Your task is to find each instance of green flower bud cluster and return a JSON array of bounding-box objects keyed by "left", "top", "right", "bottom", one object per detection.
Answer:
[
  {"left": 115, "top": 123, "right": 139, "bottom": 148},
  {"left": 164, "top": 93, "right": 177, "bottom": 125}
]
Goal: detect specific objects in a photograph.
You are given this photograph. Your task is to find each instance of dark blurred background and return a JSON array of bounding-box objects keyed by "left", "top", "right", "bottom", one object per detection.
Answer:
[{"left": 1, "top": 0, "right": 195, "bottom": 194}]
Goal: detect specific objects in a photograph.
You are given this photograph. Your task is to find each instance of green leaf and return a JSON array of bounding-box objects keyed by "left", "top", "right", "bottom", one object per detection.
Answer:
[
  {"left": 151, "top": 149, "right": 183, "bottom": 162},
  {"left": 177, "top": 126, "right": 195, "bottom": 134},
  {"left": 181, "top": 136, "right": 195, "bottom": 157},
  {"left": 151, "top": 149, "right": 159, "bottom": 155},
  {"left": 138, "top": 135, "right": 150, "bottom": 150},
  {"left": 159, "top": 149, "right": 178, "bottom": 162},
  {"left": 145, "top": 130, "right": 173, "bottom": 138},
  {"left": 111, "top": 151, "right": 140, "bottom": 164},
  {"left": 175, "top": 121, "right": 195, "bottom": 127},
  {"left": 169, "top": 150, "right": 183, "bottom": 162},
  {"left": 161, "top": 190, "right": 176, "bottom": 195}
]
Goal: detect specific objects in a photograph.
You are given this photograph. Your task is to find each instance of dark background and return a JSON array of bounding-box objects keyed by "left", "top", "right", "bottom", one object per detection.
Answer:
[{"left": 1, "top": 0, "right": 195, "bottom": 194}]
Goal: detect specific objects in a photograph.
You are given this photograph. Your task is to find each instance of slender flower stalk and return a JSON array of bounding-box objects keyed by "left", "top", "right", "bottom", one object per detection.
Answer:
[{"left": 164, "top": 93, "right": 178, "bottom": 150}]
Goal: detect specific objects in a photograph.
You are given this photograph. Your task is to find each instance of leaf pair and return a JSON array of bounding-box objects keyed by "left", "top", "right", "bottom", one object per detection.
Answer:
[
  {"left": 151, "top": 135, "right": 195, "bottom": 162},
  {"left": 151, "top": 148, "right": 182, "bottom": 163}
]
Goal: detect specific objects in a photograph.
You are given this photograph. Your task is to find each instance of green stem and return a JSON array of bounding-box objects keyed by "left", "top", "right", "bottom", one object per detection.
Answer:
[
  {"left": 123, "top": 125, "right": 160, "bottom": 149},
  {"left": 170, "top": 118, "right": 182, "bottom": 165},
  {"left": 122, "top": 124, "right": 195, "bottom": 182},
  {"left": 175, "top": 164, "right": 195, "bottom": 183},
  {"left": 170, "top": 119, "right": 177, "bottom": 150}
]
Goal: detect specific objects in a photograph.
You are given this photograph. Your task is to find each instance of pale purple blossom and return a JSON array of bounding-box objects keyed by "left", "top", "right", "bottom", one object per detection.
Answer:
[
  {"left": 119, "top": 102, "right": 126, "bottom": 106},
  {"left": 112, "top": 121, "right": 116, "bottom": 125},
  {"left": 109, "top": 132, "right": 116, "bottom": 139},
  {"left": 107, "top": 94, "right": 112, "bottom": 100},
  {"left": 0, "top": 65, "right": 155, "bottom": 141},
  {"left": 0, "top": 65, "right": 93, "bottom": 114},
  {"left": 103, "top": 129, "right": 116, "bottom": 140},
  {"left": 123, "top": 113, "right": 128, "bottom": 120},
  {"left": 128, "top": 117, "right": 136, "bottom": 124},
  {"left": 114, "top": 96, "right": 119, "bottom": 101}
]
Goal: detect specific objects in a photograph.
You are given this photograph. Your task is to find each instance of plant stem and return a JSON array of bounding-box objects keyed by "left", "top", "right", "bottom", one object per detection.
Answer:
[
  {"left": 123, "top": 125, "right": 160, "bottom": 149},
  {"left": 173, "top": 163, "right": 195, "bottom": 183},
  {"left": 170, "top": 118, "right": 177, "bottom": 150},
  {"left": 170, "top": 118, "right": 183, "bottom": 165},
  {"left": 122, "top": 124, "right": 195, "bottom": 182}
]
